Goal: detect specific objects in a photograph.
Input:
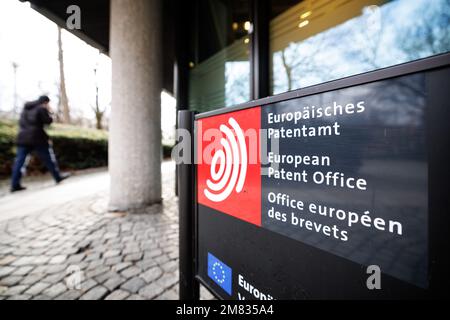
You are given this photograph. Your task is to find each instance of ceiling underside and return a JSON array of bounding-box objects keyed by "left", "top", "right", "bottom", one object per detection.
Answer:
[{"left": 21, "top": 0, "right": 110, "bottom": 52}]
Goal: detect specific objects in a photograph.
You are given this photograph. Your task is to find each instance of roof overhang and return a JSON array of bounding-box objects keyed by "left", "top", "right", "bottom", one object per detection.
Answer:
[
  {"left": 20, "top": 0, "right": 110, "bottom": 53},
  {"left": 20, "top": 0, "right": 175, "bottom": 93}
]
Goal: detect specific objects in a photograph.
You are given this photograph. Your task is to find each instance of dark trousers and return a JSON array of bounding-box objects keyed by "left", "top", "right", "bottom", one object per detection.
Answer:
[{"left": 11, "top": 145, "right": 62, "bottom": 188}]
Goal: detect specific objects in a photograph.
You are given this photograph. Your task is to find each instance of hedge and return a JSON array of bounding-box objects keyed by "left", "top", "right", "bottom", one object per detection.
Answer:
[
  {"left": 0, "top": 120, "right": 16, "bottom": 177},
  {"left": 0, "top": 120, "right": 108, "bottom": 177},
  {"left": 0, "top": 120, "right": 174, "bottom": 178}
]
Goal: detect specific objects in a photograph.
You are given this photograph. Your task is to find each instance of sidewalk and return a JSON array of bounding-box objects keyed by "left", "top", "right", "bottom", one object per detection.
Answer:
[
  {"left": 0, "top": 162, "right": 213, "bottom": 300},
  {"left": 0, "top": 167, "right": 109, "bottom": 222}
]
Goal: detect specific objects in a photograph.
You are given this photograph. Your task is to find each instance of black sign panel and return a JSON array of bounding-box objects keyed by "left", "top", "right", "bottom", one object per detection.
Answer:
[
  {"left": 261, "top": 74, "right": 427, "bottom": 288},
  {"left": 195, "top": 59, "right": 450, "bottom": 300}
]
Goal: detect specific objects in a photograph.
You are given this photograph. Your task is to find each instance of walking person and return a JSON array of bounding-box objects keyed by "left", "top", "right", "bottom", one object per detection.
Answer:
[{"left": 10, "top": 95, "right": 70, "bottom": 192}]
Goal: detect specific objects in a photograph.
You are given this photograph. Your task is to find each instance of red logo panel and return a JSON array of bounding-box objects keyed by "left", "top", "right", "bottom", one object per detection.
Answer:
[{"left": 197, "top": 107, "right": 261, "bottom": 226}]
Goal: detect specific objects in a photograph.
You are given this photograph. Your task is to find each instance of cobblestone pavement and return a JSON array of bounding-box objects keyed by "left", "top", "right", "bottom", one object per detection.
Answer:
[{"left": 0, "top": 162, "right": 213, "bottom": 300}]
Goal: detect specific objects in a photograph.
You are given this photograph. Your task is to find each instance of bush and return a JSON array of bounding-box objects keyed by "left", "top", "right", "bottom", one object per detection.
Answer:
[
  {"left": 0, "top": 120, "right": 108, "bottom": 177},
  {"left": 0, "top": 120, "right": 17, "bottom": 177},
  {"left": 163, "top": 144, "right": 173, "bottom": 159},
  {"left": 0, "top": 120, "right": 175, "bottom": 178}
]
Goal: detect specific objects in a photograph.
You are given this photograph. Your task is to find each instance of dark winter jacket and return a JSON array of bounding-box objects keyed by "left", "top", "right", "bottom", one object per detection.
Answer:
[{"left": 16, "top": 101, "right": 53, "bottom": 146}]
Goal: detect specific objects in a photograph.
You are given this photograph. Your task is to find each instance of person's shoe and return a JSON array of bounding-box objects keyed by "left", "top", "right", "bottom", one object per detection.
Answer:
[
  {"left": 10, "top": 185, "right": 27, "bottom": 193},
  {"left": 56, "top": 172, "right": 72, "bottom": 184}
]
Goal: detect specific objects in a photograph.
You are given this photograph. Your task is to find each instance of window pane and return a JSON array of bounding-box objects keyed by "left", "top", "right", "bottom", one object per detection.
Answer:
[
  {"left": 270, "top": 0, "right": 450, "bottom": 94},
  {"left": 189, "top": 0, "right": 251, "bottom": 113}
]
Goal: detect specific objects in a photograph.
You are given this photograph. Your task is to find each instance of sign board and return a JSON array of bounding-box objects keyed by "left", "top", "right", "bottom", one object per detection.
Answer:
[{"left": 193, "top": 57, "right": 450, "bottom": 299}]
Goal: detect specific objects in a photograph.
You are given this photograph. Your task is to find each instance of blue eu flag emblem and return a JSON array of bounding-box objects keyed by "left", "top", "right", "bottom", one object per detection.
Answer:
[{"left": 207, "top": 253, "right": 232, "bottom": 295}]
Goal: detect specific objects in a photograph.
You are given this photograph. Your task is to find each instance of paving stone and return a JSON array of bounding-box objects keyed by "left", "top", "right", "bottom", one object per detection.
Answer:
[
  {"left": 15, "top": 256, "right": 50, "bottom": 266},
  {"left": 44, "top": 264, "right": 67, "bottom": 275},
  {"left": 155, "top": 289, "right": 179, "bottom": 300},
  {"left": 105, "top": 289, "right": 130, "bottom": 300},
  {"left": 103, "top": 276, "right": 126, "bottom": 291},
  {"left": 95, "top": 270, "right": 119, "bottom": 284},
  {"left": 139, "top": 282, "right": 165, "bottom": 299},
  {"left": 103, "top": 250, "right": 121, "bottom": 259},
  {"left": 84, "top": 252, "right": 101, "bottom": 262},
  {"left": 42, "top": 283, "right": 67, "bottom": 298},
  {"left": 24, "top": 282, "right": 51, "bottom": 296},
  {"left": 0, "top": 275, "right": 23, "bottom": 286},
  {"left": 85, "top": 266, "right": 109, "bottom": 278},
  {"left": 111, "top": 262, "right": 131, "bottom": 273},
  {"left": 41, "top": 272, "right": 66, "bottom": 284},
  {"left": 76, "top": 261, "right": 89, "bottom": 271},
  {"left": 123, "top": 244, "right": 141, "bottom": 255},
  {"left": 103, "top": 232, "right": 119, "bottom": 240},
  {"left": 0, "top": 266, "right": 15, "bottom": 278},
  {"left": 157, "top": 273, "right": 178, "bottom": 289},
  {"left": 44, "top": 248, "right": 63, "bottom": 256},
  {"left": 126, "top": 294, "right": 145, "bottom": 300},
  {"left": 121, "top": 277, "right": 146, "bottom": 294},
  {"left": 123, "top": 252, "right": 143, "bottom": 262},
  {"left": 163, "top": 245, "right": 178, "bottom": 254},
  {"left": 136, "top": 258, "right": 158, "bottom": 271},
  {"left": 3, "top": 285, "right": 29, "bottom": 296},
  {"left": 144, "top": 248, "right": 163, "bottom": 259},
  {"left": 141, "top": 242, "right": 158, "bottom": 251},
  {"left": 121, "top": 235, "right": 135, "bottom": 242},
  {"left": 0, "top": 286, "right": 7, "bottom": 295},
  {"left": 160, "top": 260, "right": 178, "bottom": 273},
  {"left": 120, "top": 266, "right": 141, "bottom": 279},
  {"left": 21, "top": 273, "right": 46, "bottom": 285},
  {"left": 29, "top": 265, "right": 50, "bottom": 275},
  {"left": 55, "top": 290, "right": 83, "bottom": 300},
  {"left": 104, "top": 256, "right": 122, "bottom": 266},
  {"left": 154, "top": 255, "right": 170, "bottom": 265},
  {"left": 141, "top": 267, "right": 163, "bottom": 283},
  {"left": 0, "top": 247, "right": 14, "bottom": 256},
  {"left": 11, "top": 266, "right": 34, "bottom": 276},
  {"left": 49, "top": 255, "right": 67, "bottom": 265},
  {"left": 168, "top": 251, "right": 178, "bottom": 260},
  {"left": 7, "top": 294, "right": 32, "bottom": 300},
  {"left": 79, "top": 279, "right": 97, "bottom": 292},
  {"left": 86, "top": 259, "right": 105, "bottom": 271},
  {"left": 31, "top": 295, "right": 51, "bottom": 300},
  {"left": 66, "top": 253, "right": 86, "bottom": 264},
  {"left": 79, "top": 286, "right": 108, "bottom": 300},
  {"left": 0, "top": 255, "right": 17, "bottom": 265}
]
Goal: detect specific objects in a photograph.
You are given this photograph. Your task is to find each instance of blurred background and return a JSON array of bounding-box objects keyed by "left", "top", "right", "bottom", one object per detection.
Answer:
[{"left": 0, "top": 0, "right": 176, "bottom": 178}]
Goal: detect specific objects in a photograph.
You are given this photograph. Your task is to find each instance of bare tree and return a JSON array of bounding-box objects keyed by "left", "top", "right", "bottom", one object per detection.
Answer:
[
  {"left": 12, "top": 61, "right": 19, "bottom": 117},
  {"left": 278, "top": 34, "right": 330, "bottom": 91},
  {"left": 57, "top": 26, "right": 71, "bottom": 124},
  {"left": 396, "top": 0, "right": 450, "bottom": 61},
  {"left": 91, "top": 67, "right": 106, "bottom": 130}
]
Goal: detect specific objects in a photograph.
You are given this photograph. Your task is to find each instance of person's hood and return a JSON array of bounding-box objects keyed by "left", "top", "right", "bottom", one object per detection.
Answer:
[{"left": 24, "top": 100, "right": 39, "bottom": 110}]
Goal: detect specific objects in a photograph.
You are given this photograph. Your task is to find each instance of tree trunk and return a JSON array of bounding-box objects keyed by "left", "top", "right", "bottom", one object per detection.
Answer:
[
  {"left": 58, "top": 27, "right": 71, "bottom": 124},
  {"left": 93, "top": 67, "right": 103, "bottom": 130},
  {"left": 281, "top": 50, "right": 292, "bottom": 91},
  {"left": 95, "top": 113, "right": 103, "bottom": 130}
]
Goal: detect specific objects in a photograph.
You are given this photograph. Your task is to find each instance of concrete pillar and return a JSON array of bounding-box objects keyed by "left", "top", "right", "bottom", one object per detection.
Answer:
[{"left": 109, "top": 0, "right": 162, "bottom": 211}]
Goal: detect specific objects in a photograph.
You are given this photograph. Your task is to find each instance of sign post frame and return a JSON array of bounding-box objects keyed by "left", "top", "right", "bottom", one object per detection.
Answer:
[
  {"left": 179, "top": 52, "right": 450, "bottom": 300},
  {"left": 178, "top": 110, "right": 200, "bottom": 300}
]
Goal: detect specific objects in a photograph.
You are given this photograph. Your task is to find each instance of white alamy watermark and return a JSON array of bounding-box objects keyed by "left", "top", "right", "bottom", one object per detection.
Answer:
[
  {"left": 65, "top": 265, "right": 83, "bottom": 290},
  {"left": 66, "top": 5, "right": 81, "bottom": 30},
  {"left": 172, "top": 127, "right": 279, "bottom": 168},
  {"left": 366, "top": 265, "right": 381, "bottom": 290}
]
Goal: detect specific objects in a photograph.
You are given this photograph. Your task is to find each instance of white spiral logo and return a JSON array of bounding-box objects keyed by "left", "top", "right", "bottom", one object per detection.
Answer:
[{"left": 204, "top": 117, "right": 247, "bottom": 202}]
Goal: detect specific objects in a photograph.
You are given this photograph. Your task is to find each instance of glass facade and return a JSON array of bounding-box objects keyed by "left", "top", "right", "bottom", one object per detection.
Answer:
[
  {"left": 188, "top": 0, "right": 450, "bottom": 112},
  {"left": 270, "top": 0, "right": 450, "bottom": 94},
  {"left": 189, "top": 0, "right": 252, "bottom": 113}
]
